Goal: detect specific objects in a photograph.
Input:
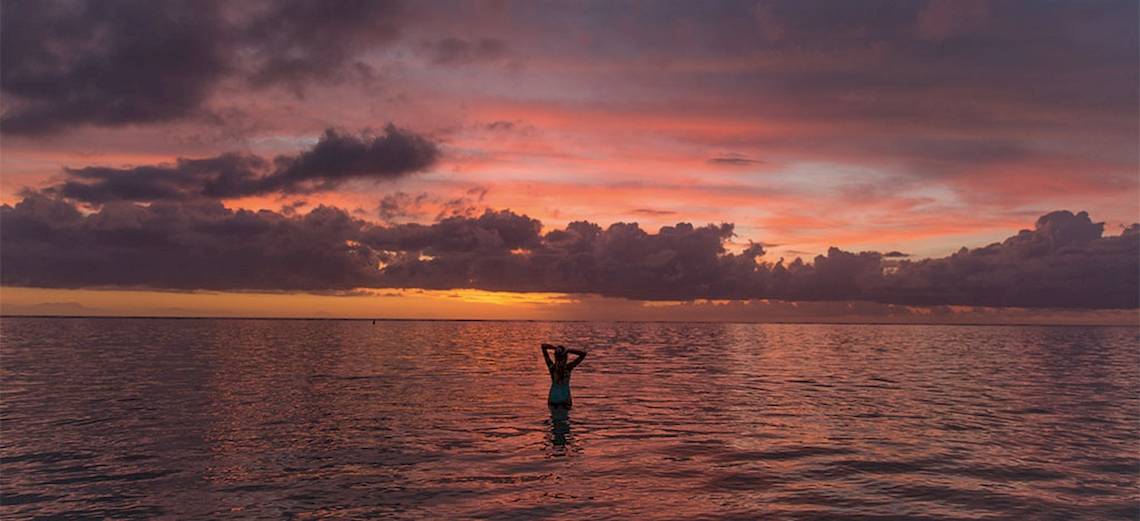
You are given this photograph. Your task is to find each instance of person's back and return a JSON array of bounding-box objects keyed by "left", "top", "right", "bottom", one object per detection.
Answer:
[{"left": 541, "top": 344, "right": 587, "bottom": 408}]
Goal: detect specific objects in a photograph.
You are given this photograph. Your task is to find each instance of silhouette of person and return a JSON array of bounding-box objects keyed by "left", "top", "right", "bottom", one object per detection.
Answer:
[{"left": 541, "top": 343, "right": 586, "bottom": 408}]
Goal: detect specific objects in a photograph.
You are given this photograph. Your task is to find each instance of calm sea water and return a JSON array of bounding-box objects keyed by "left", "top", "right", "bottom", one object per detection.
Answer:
[{"left": 1, "top": 318, "right": 1137, "bottom": 519}]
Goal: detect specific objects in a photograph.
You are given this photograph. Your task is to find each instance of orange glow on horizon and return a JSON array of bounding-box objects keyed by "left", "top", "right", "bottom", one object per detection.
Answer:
[{"left": 2, "top": 286, "right": 1136, "bottom": 326}]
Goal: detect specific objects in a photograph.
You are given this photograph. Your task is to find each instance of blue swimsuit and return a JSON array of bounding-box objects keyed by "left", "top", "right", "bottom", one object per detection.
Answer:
[{"left": 548, "top": 376, "right": 571, "bottom": 406}]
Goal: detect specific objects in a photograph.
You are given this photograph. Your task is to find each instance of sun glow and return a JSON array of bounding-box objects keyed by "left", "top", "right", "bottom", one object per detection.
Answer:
[{"left": 431, "top": 289, "right": 577, "bottom": 306}]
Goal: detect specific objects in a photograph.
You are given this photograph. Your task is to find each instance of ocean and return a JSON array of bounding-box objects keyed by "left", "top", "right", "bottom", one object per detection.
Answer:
[{"left": 1, "top": 318, "right": 1137, "bottom": 519}]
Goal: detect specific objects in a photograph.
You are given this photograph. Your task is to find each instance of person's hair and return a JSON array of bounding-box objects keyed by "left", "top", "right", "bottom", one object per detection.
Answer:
[{"left": 555, "top": 347, "right": 568, "bottom": 362}]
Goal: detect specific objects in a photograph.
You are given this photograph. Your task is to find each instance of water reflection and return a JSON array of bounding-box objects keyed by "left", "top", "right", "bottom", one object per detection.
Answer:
[
  {"left": 1, "top": 319, "right": 1137, "bottom": 520},
  {"left": 548, "top": 405, "right": 572, "bottom": 449}
]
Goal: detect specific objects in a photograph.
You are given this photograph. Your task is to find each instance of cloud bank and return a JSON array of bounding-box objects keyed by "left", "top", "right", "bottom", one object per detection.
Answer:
[
  {"left": 2, "top": 193, "right": 1134, "bottom": 309},
  {"left": 1, "top": 0, "right": 1135, "bottom": 311},
  {"left": 0, "top": 0, "right": 403, "bottom": 134},
  {"left": 40, "top": 126, "right": 439, "bottom": 203}
]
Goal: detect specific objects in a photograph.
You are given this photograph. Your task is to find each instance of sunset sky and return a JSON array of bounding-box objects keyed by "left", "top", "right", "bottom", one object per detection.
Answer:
[{"left": 1, "top": 0, "right": 1137, "bottom": 322}]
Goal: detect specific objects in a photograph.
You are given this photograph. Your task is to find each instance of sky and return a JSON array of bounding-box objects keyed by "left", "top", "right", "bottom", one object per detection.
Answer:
[{"left": 1, "top": 0, "right": 1137, "bottom": 323}]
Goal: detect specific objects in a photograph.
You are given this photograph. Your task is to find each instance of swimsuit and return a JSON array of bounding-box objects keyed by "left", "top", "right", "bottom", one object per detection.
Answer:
[{"left": 548, "top": 369, "right": 572, "bottom": 406}]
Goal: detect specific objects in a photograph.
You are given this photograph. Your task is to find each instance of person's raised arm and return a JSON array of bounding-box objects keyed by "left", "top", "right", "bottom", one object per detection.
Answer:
[
  {"left": 541, "top": 343, "right": 555, "bottom": 369},
  {"left": 566, "top": 347, "right": 587, "bottom": 369}
]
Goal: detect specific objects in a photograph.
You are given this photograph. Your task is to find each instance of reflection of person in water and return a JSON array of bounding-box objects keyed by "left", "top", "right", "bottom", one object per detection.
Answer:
[
  {"left": 549, "top": 404, "right": 571, "bottom": 447},
  {"left": 541, "top": 343, "right": 587, "bottom": 408}
]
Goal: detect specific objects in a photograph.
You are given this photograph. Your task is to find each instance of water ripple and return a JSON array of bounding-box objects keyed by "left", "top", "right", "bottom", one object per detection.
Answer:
[{"left": 1, "top": 318, "right": 1137, "bottom": 519}]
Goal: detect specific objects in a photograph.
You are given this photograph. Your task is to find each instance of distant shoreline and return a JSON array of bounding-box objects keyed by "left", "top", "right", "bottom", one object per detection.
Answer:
[{"left": 2, "top": 314, "right": 1136, "bottom": 328}]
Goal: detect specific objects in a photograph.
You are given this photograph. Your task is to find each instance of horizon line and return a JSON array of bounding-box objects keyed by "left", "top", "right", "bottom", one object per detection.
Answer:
[{"left": 2, "top": 314, "right": 1136, "bottom": 328}]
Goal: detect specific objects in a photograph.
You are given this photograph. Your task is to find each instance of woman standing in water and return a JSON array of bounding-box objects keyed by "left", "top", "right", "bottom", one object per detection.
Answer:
[{"left": 541, "top": 343, "right": 587, "bottom": 408}]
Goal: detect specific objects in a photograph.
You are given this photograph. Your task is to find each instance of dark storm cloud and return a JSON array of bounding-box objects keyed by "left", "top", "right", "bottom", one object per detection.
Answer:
[
  {"left": 0, "top": 194, "right": 385, "bottom": 291},
  {"left": 368, "top": 220, "right": 759, "bottom": 299},
  {"left": 42, "top": 126, "right": 439, "bottom": 204},
  {"left": 259, "top": 127, "right": 440, "bottom": 194},
  {"left": 0, "top": 0, "right": 228, "bottom": 135},
  {"left": 240, "top": 0, "right": 403, "bottom": 88},
  {"left": 3, "top": 195, "right": 1135, "bottom": 309},
  {"left": 878, "top": 211, "right": 1140, "bottom": 309},
  {"left": 0, "top": 0, "right": 404, "bottom": 134},
  {"left": 5, "top": 0, "right": 1135, "bottom": 165}
]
